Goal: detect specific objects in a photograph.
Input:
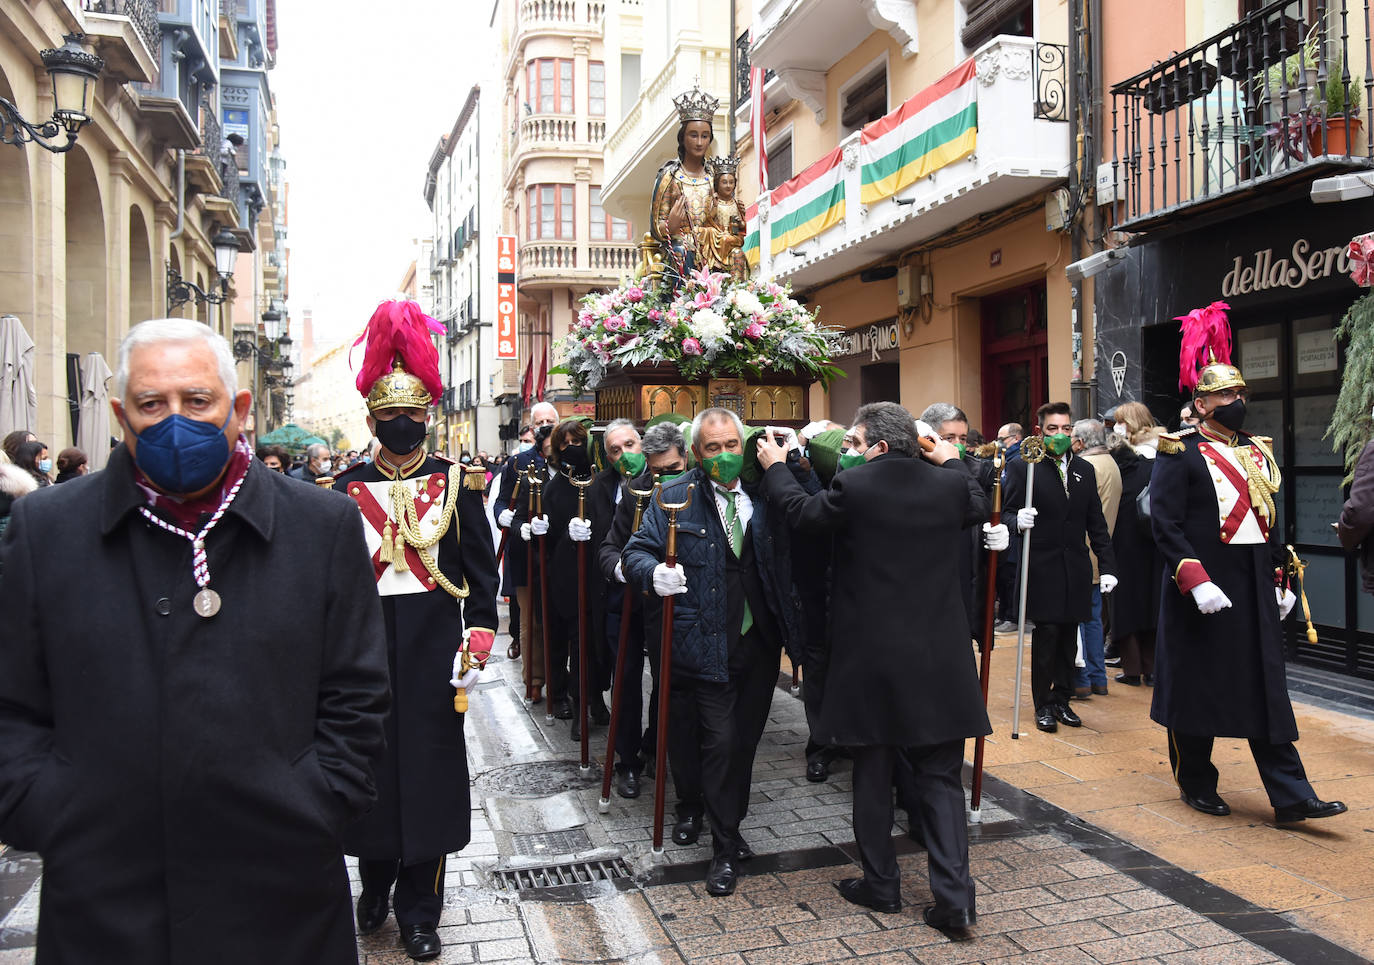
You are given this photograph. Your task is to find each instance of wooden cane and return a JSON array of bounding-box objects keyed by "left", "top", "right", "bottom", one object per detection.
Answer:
[
  {"left": 530, "top": 466, "right": 555, "bottom": 723},
  {"left": 494, "top": 472, "right": 523, "bottom": 569},
  {"left": 969, "top": 442, "right": 1004, "bottom": 820},
  {"left": 599, "top": 483, "right": 657, "bottom": 813},
  {"left": 1011, "top": 437, "right": 1046, "bottom": 740},
  {"left": 524, "top": 467, "right": 537, "bottom": 702},
  {"left": 652, "top": 483, "right": 695, "bottom": 854},
  {"left": 569, "top": 469, "right": 597, "bottom": 770}
]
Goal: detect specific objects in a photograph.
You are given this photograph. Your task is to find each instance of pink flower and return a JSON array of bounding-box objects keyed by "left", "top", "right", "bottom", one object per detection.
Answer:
[
  {"left": 1349, "top": 233, "right": 1374, "bottom": 287},
  {"left": 648, "top": 309, "right": 662, "bottom": 322},
  {"left": 604, "top": 315, "right": 627, "bottom": 331},
  {"left": 744, "top": 321, "right": 766, "bottom": 340},
  {"left": 767, "top": 283, "right": 785, "bottom": 297},
  {"left": 579, "top": 318, "right": 594, "bottom": 329},
  {"left": 626, "top": 286, "right": 645, "bottom": 302},
  {"left": 681, "top": 337, "right": 703, "bottom": 356},
  {"left": 693, "top": 290, "right": 715, "bottom": 309},
  {"left": 734, "top": 341, "right": 745, "bottom": 350},
  {"left": 616, "top": 333, "right": 636, "bottom": 345}
]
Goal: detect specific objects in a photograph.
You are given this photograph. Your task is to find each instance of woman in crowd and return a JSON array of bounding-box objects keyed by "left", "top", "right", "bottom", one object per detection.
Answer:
[
  {"left": 15, "top": 440, "right": 52, "bottom": 488},
  {"left": 1107, "top": 403, "right": 1163, "bottom": 685},
  {"left": 54, "top": 448, "right": 88, "bottom": 483}
]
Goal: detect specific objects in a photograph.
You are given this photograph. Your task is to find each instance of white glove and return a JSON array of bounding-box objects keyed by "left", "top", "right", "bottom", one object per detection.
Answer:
[
  {"left": 982, "top": 522, "right": 1009, "bottom": 552},
  {"left": 530, "top": 515, "right": 550, "bottom": 536},
  {"left": 569, "top": 517, "right": 592, "bottom": 542},
  {"left": 801, "top": 420, "right": 831, "bottom": 442},
  {"left": 1190, "top": 581, "right": 1232, "bottom": 614},
  {"left": 520, "top": 522, "right": 532, "bottom": 542},
  {"left": 1278, "top": 587, "right": 1297, "bottom": 620},
  {"left": 652, "top": 562, "right": 688, "bottom": 597},
  {"left": 1100, "top": 573, "right": 1118, "bottom": 595},
  {"left": 498, "top": 508, "right": 515, "bottom": 527},
  {"left": 450, "top": 652, "right": 480, "bottom": 690},
  {"left": 915, "top": 419, "right": 938, "bottom": 442},
  {"left": 1016, "top": 507, "right": 1038, "bottom": 531},
  {"left": 614, "top": 560, "right": 626, "bottom": 584},
  {"left": 767, "top": 426, "right": 801, "bottom": 452}
]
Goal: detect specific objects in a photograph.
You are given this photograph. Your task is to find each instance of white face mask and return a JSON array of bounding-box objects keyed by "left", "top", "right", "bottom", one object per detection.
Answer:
[{"left": 1113, "top": 423, "right": 1129, "bottom": 438}]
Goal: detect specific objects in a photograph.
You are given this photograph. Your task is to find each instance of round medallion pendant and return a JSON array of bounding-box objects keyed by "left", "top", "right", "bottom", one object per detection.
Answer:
[{"left": 193, "top": 588, "right": 222, "bottom": 618}]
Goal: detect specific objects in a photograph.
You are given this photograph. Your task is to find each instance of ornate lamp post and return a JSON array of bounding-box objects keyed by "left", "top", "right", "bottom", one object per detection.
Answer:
[
  {"left": 167, "top": 226, "right": 241, "bottom": 310},
  {"left": 0, "top": 34, "right": 105, "bottom": 154}
]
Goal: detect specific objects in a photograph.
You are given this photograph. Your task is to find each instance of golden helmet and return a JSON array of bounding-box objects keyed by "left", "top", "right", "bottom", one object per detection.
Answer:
[
  {"left": 1192, "top": 362, "right": 1247, "bottom": 397},
  {"left": 366, "top": 360, "right": 433, "bottom": 412}
]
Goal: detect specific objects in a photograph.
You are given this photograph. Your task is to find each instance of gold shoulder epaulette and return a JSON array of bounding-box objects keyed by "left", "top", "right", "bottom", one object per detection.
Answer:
[
  {"left": 463, "top": 465, "right": 487, "bottom": 491},
  {"left": 1159, "top": 432, "right": 1186, "bottom": 455},
  {"left": 1250, "top": 434, "right": 1273, "bottom": 446}
]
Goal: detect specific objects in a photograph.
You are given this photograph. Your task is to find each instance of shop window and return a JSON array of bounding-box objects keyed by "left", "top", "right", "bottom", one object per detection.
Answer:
[
  {"left": 840, "top": 62, "right": 888, "bottom": 137},
  {"left": 962, "top": 0, "right": 1033, "bottom": 52},
  {"left": 590, "top": 187, "right": 631, "bottom": 242},
  {"left": 527, "top": 59, "right": 574, "bottom": 114},
  {"left": 526, "top": 184, "right": 573, "bottom": 240}
]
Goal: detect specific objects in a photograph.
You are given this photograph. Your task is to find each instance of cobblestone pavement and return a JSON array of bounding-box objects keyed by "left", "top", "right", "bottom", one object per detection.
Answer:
[{"left": 1, "top": 614, "right": 1369, "bottom": 963}]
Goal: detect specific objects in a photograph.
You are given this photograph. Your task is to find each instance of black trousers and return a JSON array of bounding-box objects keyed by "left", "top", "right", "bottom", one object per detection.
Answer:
[
  {"left": 1168, "top": 730, "right": 1316, "bottom": 808},
  {"left": 997, "top": 533, "right": 1021, "bottom": 623},
  {"left": 508, "top": 592, "right": 520, "bottom": 645},
  {"left": 731, "top": 638, "right": 779, "bottom": 820},
  {"left": 851, "top": 742, "right": 974, "bottom": 910},
  {"left": 669, "top": 675, "right": 741, "bottom": 857},
  {"left": 547, "top": 610, "right": 574, "bottom": 702},
  {"left": 605, "top": 588, "right": 660, "bottom": 772},
  {"left": 1031, "top": 621, "right": 1078, "bottom": 711},
  {"left": 359, "top": 855, "right": 445, "bottom": 928}
]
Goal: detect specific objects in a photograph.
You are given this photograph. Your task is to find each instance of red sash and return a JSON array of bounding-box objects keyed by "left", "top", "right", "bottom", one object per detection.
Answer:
[
  {"left": 1199, "top": 441, "right": 1270, "bottom": 542},
  {"left": 345, "top": 474, "right": 446, "bottom": 584}
]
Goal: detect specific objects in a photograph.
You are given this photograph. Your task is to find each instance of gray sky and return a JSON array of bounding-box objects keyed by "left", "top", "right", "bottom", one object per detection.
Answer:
[{"left": 273, "top": 1, "right": 489, "bottom": 350}]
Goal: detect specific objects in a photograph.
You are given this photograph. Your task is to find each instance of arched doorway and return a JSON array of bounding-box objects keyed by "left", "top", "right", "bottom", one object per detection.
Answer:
[
  {"left": 0, "top": 70, "right": 34, "bottom": 321},
  {"left": 128, "top": 206, "right": 153, "bottom": 329},
  {"left": 64, "top": 147, "right": 108, "bottom": 358}
]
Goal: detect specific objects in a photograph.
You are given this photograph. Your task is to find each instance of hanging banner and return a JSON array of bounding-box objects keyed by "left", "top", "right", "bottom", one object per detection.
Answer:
[
  {"left": 859, "top": 58, "right": 978, "bottom": 204},
  {"left": 496, "top": 234, "right": 517, "bottom": 360}
]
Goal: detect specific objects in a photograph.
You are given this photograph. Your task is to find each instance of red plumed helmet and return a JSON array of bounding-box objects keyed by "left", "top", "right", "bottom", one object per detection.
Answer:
[
  {"left": 353, "top": 299, "right": 446, "bottom": 410},
  {"left": 1176, "top": 300, "right": 1237, "bottom": 393}
]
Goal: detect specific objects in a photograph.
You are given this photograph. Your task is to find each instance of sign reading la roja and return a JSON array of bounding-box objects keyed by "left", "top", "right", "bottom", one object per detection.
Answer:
[
  {"left": 496, "top": 235, "right": 518, "bottom": 360},
  {"left": 1221, "top": 238, "right": 1354, "bottom": 297}
]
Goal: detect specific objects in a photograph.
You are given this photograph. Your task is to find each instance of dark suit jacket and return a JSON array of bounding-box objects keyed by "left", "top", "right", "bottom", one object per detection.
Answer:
[{"left": 0, "top": 445, "right": 389, "bottom": 964}]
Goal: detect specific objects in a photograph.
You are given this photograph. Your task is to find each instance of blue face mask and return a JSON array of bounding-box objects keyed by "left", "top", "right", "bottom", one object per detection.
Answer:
[
  {"left": 518, "top": 441, "right": 534, "bottom": 454},
  {"left": 129, "top": 408, "right": 235, "bottom": 494},
  {"left": 38, "top": 459, "right": 52, "bottom": 474}
]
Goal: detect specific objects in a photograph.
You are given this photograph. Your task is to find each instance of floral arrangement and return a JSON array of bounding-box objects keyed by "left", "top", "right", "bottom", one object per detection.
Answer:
[
  {"left": 1324, "top": 232, "right": 1374, "bottom": 482},
  {"left": 556, "top": 268, "right": 842, "bottom": 394}
]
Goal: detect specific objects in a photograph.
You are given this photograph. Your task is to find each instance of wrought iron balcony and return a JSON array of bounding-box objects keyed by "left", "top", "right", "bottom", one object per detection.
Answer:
[
  {"left": 1110, "top": 0, "right": 1373, "bottom": 230},
  {"left": 85, "top": 0, "right": 159, "bottom": 63}
]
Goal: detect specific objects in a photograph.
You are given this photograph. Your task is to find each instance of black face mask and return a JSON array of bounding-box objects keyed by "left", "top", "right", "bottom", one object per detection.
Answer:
[
  {"left": 560, "top": 444, "right": 591, "bottom": 476},
  {"left": 1210, "top": 399, "right": 1246, "bottom": 433},
  {"left": 375, "top": 414, "right": 428, "bottom": 455}
]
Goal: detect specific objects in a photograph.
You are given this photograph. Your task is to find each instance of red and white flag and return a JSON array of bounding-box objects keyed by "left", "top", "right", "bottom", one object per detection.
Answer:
[{"left": 750, "top": 30, "right": 768, "bottom": 195}]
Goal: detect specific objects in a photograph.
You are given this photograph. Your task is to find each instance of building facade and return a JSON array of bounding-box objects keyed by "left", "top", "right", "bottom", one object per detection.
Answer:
[
  {"left": 0, "top": 0, "right": 290, "bottom": 452},
  {"left": 497, "top": 0, "right": 639, "bottom": 428}
]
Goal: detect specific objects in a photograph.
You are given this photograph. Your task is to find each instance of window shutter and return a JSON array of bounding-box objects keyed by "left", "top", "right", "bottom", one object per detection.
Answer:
[{"left": 962, "top": 0, "right": 1030, "bottom": 50}]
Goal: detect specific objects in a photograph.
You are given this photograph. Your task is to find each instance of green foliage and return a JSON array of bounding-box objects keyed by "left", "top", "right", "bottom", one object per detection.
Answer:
[{"left": 1325, "top": 291, "right": 1374, "bottom": 483}]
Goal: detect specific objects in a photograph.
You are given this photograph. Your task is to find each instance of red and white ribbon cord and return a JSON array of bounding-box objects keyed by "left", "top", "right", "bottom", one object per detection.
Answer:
[{"left": 136, "top": 438, "right": 253, "bottom": 591}]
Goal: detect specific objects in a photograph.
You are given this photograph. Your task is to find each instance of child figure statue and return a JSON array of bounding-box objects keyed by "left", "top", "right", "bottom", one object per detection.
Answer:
[{"left": 700, "top": 156, "right": 750, "bottom": 282}]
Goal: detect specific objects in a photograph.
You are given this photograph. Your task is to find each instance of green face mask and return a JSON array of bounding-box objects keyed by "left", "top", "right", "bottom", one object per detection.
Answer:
[
  {"left": 655, "top": 468, "right": 687, "bottom": 484},
  {"left": 837, "top": 448, "right": 867, "bottom": 472},
  {"left": 616, "top": 449, "right": 647, "bottom": 478},
  {"left": 1044, "top": 432, "right": 1073, "bottom": 456},
  {"left": 956, "top": 442, "right": 967, "bottom": 458},
  {"left": 702, "top": 451, "right": 744, "bottom": 485}
]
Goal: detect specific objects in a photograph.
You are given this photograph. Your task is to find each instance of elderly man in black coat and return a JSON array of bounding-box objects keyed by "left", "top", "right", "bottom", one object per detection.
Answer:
[
  {"left": 1003, "top": 401, "right": 1117, "bottom": 733},
  {"left": 1151, "top": 363, "right": 1346, "bottom": 825},
  {"left": 758, "top": 401, "right": 992, "bottom": 935},
  {"left": 0, "top": 319, "right": 390, "bottom": 965}
]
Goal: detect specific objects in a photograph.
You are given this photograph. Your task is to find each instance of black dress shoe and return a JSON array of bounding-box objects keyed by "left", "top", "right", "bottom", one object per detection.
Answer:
[
  {"left": 672, "top": 814, "right": 702, "bottom": 846},
  {"left": 1114, "top": 673, "right": 1142, "bottom": 686},
  {"left": 355, "top": 891, "right": 389, "bottom": 934},
  {"left": 1035, "top": 708, "right": 1058, "bottom": 732},
  {"left": 615, "top": 768, "right": 640, "bottom": 799},
  {"left": 704, "top": 856, "right": 738, "bottom": 896},
  {"left": 1143, "top": 674, "right": 1155, "bottom": 686},
  {"left": 734, "top": 840, "right": 755, "bottom": 862},
  {"left": 924, "top": 903, "right": 976, "bottom": 937},
  {"left": 1053, "top": 702, "right": 1083, "bottom": 727},
  {"left": 400, "top": 922, "right": 441, "bottom": 961},
  {"left": 1274, "top": 798, "right": 1348, "bottom": 823},
  {"left": 590, "top": 700, "right": 610, "bottom": 725},
  {"left": 835, "top": 877, "right": 901, "bottom": 913},
  {"left": 552, "top": 696, "right": 574, "bottom": 720},
  {"left": 1091, "top": 683, "right": 1109, "bottom": 696},
  {"left": 806, "top": 756, "right": 830, "bottom": 783},
  {"left": 1179, "top": 788, "right": 1231, "bottom": 816}
]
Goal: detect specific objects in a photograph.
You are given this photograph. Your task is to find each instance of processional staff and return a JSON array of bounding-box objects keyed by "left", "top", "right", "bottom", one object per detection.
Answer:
[
  {"left": 651, "top": 482, "right": 694, "bottom": 854},
  {"left": 568, "top": 469, "right": 597, "bottom": 771},
  {"left": 1010, "top": 436, "right": 1046, "bottom": 740},
  {"left": 969, "top": 440, "right": 1005, "bottom": 821}
]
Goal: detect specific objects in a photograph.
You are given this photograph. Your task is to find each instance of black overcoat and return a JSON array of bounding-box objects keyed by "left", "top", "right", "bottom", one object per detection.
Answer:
[
  {"left": 0, "top": 445, "right": 389, "bottom": 964},
  {"left": 335, "top": 455, "right": 499, "bottom": 864},
  {"left": 761, "top": 454, "right": 992, "bottom": 748},
  {"left": 1148, "top": 431, "right": 1297, "bottom": 742},
  {"left": 544, "top": 468, "right": 619, "bottom": 688},
  {"left": 1003, "top": 452, "right": 1116, "bottom": 624},
  {"left": 1108, "top": 448, "right": 1162, "bottom": 638},
  {"left": 494, "top": 449, "right": 546, "bottom": 596}
]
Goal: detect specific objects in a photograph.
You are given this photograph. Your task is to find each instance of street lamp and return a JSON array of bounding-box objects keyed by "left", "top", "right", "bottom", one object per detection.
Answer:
[
  {"left": 167, "top": 226, "right": 242, "bottom": 310},
  {"left": 233, "top": 306, "right": 291, "bottom": 364},
  {"left": 0, "top": 34, "right": 105, "bottom": 154}
]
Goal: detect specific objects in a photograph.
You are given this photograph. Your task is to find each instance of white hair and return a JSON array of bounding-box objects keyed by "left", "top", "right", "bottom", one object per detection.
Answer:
[
  {"left": 690, "top": 406, "right": 745, "bottom": 448},
  {"left": 115, "top": 318, "right": 238, "bottom": 400},
  {"left": 530, "top": 401, "right": 559, "bottom": 420}
]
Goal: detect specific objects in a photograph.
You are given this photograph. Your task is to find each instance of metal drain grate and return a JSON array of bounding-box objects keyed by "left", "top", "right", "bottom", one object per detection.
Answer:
[
  {"left": 492, "top": 857, "right": 632, "bottom": 892},
  {"left": 511, "top": 829, "right": 593, "bottom": 856}
]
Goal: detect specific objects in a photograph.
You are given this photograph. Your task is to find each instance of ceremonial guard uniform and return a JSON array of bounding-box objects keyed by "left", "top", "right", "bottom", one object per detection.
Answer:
[
  {"left": 1152, "top": 304, "right": 1346, "bottom": 824},
  {"left": 337, "top": 301, "right": 499, "bottom": 959}
]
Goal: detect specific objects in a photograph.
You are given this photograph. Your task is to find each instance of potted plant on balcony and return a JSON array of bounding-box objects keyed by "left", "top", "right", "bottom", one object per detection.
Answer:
[
  {"left": 1311, "top": 64, "right": 1364, "bottom": 155},
  {"left": 555, "top": 267, "right": 842, "bottom": 422}
]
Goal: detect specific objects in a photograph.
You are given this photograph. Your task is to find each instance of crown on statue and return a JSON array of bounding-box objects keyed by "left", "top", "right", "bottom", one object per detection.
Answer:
[
  {"left": 673, "top": 85, "right": 720, "bottom": 124},
  {"left": 709, "top": 154, "right": 741, "bottom": 177}
]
